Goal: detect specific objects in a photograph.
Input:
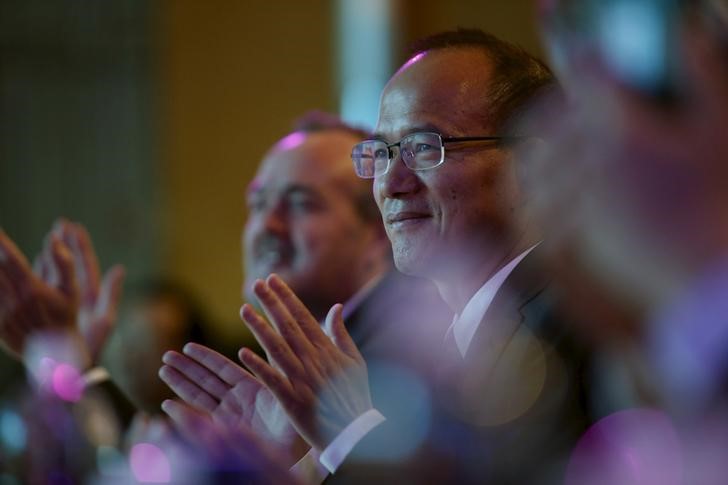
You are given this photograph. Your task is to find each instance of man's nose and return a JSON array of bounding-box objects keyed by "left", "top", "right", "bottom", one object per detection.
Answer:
[
  {"left": 261, "top": 202, "right": 289, "bottom": 235},
  {"left": 376, "top": 148, "right": 421, "bottom": 198}
]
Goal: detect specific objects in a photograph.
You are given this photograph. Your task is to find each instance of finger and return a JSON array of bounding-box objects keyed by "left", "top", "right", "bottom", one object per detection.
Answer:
[
  {"left": 162, "top": 350, "right": 230, "bottom": 403},
  {"left": 161, "top": 399, "right": 218, "bottom": 445},
  {"left": 0, "top": 229, "right": 34, "bottom": 290},
  {"left": 70, "top": 223, "right": 101, "bottom": 304},
  {"left": 159, "top": 364, "right": 220, "bottom": 413},
  {"left": 32, "top": 253, "right": 44, "bottom": 279},
  {"left": 252, "top": 280, "right": 318, "bottom": 360},
  {"left": 40, "top": 236, "right": 59, "bottom": 287},
  {"left": 326, "top": 304, "right": 363, "bottom": 362},
  {"left": 183, "top": 342, "right": 254, "bottom": 388},
  {"left": 252, "top": 279, "right": 302, "bottom": 338},
  {"left": 0, "top": 268, "right": 45, "bottom": 345},
  {"left": 49, "top": 235, "right": 78, "bottom": 304},
  {"left": 88, "top": 265, "right": 125, "bottom": 353},
  {"left": 0, "top": 261, "right": 20, "bottom": 303},
  {"left": 239, "top": 347, "right": 294, "bottom": 406},
  {"left": 240, "top": 303, "right": 304, "bottom": 377},
  {"left": 0, "top": 273, "right": 23, "bottom": 356},
  {"left": 267, "top": 274, "right": 332, "bottom": 348}
]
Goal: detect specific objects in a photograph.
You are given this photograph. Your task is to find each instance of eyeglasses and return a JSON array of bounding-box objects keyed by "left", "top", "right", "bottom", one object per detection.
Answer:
[{"left": 351, "top": 131, "right": 522, "bottom": 179}]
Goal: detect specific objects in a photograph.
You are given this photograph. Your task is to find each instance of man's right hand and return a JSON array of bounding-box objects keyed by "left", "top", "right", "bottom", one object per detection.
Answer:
[
  {"left": 238, "top": 274, "right": 374, "bottom": 453},
  {"left": 159, "top": 342, "right": 308, "bottom": 464}
]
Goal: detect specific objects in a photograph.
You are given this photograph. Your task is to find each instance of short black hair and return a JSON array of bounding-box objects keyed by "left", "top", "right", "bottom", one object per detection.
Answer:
[
  {"left": 408, "top": 28, "right": 557, "bottom": 135},
  {"left": 292, "top": 110, "right": 372, "bottom": 141},
  {"left": 289, "top": 111, "right": 380, "bottom": 224}
]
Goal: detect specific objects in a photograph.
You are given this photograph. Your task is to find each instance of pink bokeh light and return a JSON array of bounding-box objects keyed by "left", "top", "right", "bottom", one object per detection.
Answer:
[
  {"left": 566, "top": 408, "right": 683, "bottom": 485},
  {"left": 130, "top": 442, "right": 172, "bottom": 483},
  {"left": 51, "top": 363, "right": 83, "bottom": 402},
  {"left": 276, "top": 131, "right": 306, "bottom": 151}
]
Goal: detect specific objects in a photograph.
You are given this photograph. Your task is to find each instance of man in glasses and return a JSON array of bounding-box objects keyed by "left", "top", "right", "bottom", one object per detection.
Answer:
[{"left": 162, "top": 32, "right": 590, "bottom": 483}]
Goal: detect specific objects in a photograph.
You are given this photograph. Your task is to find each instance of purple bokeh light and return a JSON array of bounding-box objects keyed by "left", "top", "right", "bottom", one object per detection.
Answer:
[
  {"left": 566, "top": 408, "right": 682, "bottom": 485},
  {"left": 130, "top": 442, "right": 172, "bottom": 483},
  {"left": 51, "top": 363, "right": 84, "bottom": 402}
]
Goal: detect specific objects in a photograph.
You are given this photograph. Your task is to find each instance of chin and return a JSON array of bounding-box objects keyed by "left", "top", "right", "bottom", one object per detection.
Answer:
[{"left": 392, "top": 248, "right": 431, "bottom": 278}]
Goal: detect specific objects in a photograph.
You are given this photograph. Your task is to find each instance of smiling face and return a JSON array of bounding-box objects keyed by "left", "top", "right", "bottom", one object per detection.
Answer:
[
  {"left": 243, "top": 130, "right": 385, "bottom": 319},
  {"left": 373, "top": 48, "right": 525, "bottom": 285}
]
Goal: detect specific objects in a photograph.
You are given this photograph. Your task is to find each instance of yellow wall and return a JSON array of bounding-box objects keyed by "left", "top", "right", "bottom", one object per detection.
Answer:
[{"left": 157, "top": 1, "right": 335, "bottom": 345}]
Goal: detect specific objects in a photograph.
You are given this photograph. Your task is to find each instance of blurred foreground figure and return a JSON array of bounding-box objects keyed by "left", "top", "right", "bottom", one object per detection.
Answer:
[
  {"left": 520, "top": 1, "right": 728, "bottom": 484},
  {"left": 0, "top": 221, "right": 131, "bottom": 482},
  {"left": 160, "top": 112, "right": 450, "bottom": 482},
  {"left": 0, "top": 221, "right": 299, "bottom": 483}
]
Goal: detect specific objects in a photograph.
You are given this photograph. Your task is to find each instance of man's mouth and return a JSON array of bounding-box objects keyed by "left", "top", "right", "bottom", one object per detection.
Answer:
[
  {"left": 385, "top": 212, "right": 431, "bottom": 225},
  {"left": 253, "top": 239, "right": 292, "bottom": 268}
]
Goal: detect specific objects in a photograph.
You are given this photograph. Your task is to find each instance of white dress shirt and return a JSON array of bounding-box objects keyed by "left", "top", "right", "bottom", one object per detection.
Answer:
[
  {"left": 291, "top": 271, "right": 387, "bottom": 481},
  {"left": 449, "top": 244, "right": 539, "bottom": 358}
]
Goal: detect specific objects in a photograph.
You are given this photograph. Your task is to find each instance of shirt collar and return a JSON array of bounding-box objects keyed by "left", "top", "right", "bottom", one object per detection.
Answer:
[
  {"left": 450, "top": 243, "right": 540, "bottom": 358},
  {"left": 321, "top": 270, "right": 387, "bottom": 337}
]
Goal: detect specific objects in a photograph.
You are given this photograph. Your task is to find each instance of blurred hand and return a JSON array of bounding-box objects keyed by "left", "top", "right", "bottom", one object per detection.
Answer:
[
  {"left": 520, "top": 19, "right": 728, "bottom": 340},
  {"left": 159, "top": 342, "right": 307, "bottom": 464},
  {"left": 0, "top": 220, "right": 124, "bottom": 372},
  {"left": 162, "top": 398, "right": 304, "bottom": 484},
  {"left": 0, "top": 226, "right": 88, "bottom": 369},
  {"left": 58, "top": 220, "right": 125, "bottom": 365},
  {"left": 239, "top": 274, "right": 373, "bottom": 451}
]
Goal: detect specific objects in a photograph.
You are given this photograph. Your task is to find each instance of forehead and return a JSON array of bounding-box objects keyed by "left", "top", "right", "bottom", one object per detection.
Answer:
[
  {"left": 248, "top": 130, "right": 361, "bottom": 194},
  {"left": 376, "top": 48, "right": 495, "bottom": 139}
]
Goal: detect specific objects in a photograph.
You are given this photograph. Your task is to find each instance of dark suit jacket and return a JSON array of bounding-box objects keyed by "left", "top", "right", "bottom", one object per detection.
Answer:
[
  {"left": 344, "top": 268, "right": 452, "bottom": 390},
  {"left": 329, "top": 249, "right": 594, "bottom": 485}
]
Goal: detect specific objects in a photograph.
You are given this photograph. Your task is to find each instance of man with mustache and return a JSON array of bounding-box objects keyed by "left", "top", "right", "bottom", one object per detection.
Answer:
[{"left": 160, "top": 112, "right": 449, "bottom": 479}]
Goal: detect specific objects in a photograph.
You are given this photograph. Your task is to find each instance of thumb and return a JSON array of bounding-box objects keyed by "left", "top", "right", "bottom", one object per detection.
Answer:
[
  {"left": 50, "top": 234, "right": 78, "bottom": 304},
  {"left": 86, "top": 264, "right": 125, "bottom": 362},
  {"left": 325, "top": 304, "right": 362, "bottom": 361}
]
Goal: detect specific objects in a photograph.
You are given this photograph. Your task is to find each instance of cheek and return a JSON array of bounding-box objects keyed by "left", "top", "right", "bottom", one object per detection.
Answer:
[
  {"left": 373, "top": 179, "right": 385, "bottom": 209},
  {"left": 242, "top": 223, "right": 256, "bottom": 254}
]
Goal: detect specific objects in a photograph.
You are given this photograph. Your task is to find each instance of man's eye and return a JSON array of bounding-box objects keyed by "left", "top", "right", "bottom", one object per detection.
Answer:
[
  {"left": 286, "top": 194, "right": 317, "bottom": 212},
  {"left": 247, "top": 198, "right": 266, "bottom": 212},
  {"left": 374, "top": 148, "right": 389, "bottom": 159},
  {"left": 415, "top": 143, "right": 436, "bottom": 153}
]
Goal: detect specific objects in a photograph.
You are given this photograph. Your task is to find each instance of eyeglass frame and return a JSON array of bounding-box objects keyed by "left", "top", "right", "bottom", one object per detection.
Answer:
[{"left": 351, "top": 131, "right": 525, "bottom": 179}]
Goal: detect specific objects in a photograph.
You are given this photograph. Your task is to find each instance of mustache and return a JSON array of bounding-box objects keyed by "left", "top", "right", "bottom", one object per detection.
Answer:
[{"left": 250, "top": 234, "right": 293, "bottom": 263}]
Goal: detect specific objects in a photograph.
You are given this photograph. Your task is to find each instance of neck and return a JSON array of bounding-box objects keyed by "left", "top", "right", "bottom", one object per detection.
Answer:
[{"left": 432, "top": 231, "right": 538, "bottom": 314}]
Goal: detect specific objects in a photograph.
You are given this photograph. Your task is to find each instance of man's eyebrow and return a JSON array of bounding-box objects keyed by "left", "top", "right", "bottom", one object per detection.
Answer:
[
  {"left": 245, "top": 180, "right": 264, "bottom": 199},
  {"left": 283, "top": 184, "right": 322, "bottom": 200},
  {"left": 372, "top": 124, "right": 446, "bottom": 142}
]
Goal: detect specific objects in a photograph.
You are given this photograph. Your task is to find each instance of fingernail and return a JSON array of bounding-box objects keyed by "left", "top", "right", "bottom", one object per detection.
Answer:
[
  {"left": 161, "top": 399, "right": 173, "bottom": 412},
  {"left": 182, "top": 343, "right": 193, "bottom": 354}
]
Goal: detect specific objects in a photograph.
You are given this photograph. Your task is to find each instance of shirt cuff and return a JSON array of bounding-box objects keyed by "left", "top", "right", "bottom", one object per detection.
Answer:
[
  {"left": 319, "top": 409, "right": 386, "bottom": 474},
  {"left": 290, "top": 448, "right": 329, "bottom": 484},
  {"left": 82, "top": 366, "right": 111, "bottom": 389}
]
